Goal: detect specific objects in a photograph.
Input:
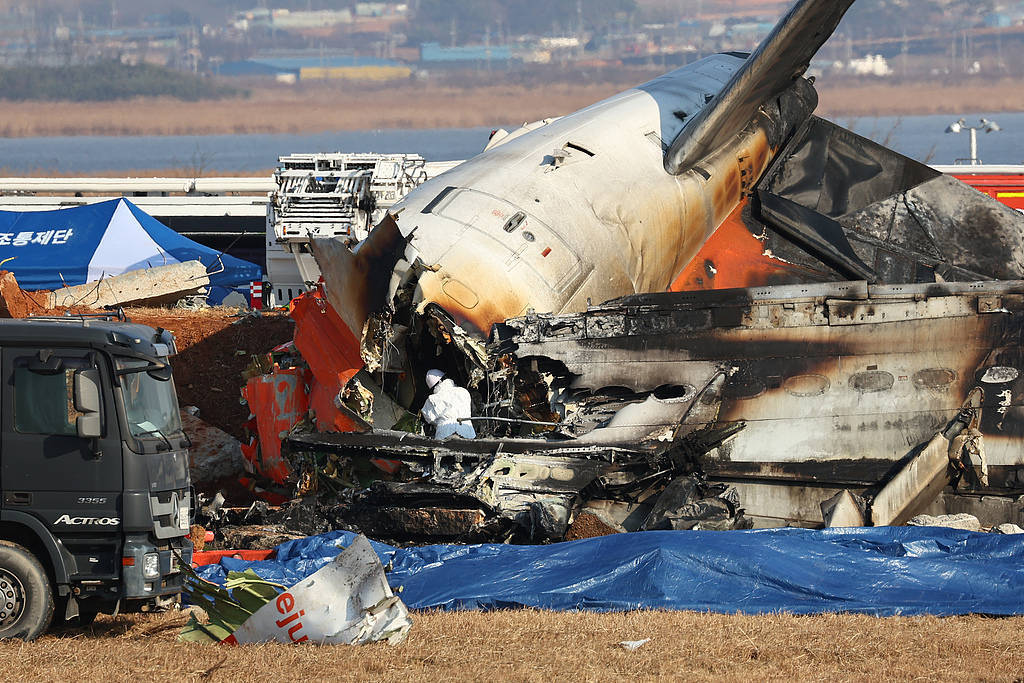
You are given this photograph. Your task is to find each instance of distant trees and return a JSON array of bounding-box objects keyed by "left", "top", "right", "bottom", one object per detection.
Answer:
[{"left": 0, "top": 61, "right": 239, "bottom": 101}]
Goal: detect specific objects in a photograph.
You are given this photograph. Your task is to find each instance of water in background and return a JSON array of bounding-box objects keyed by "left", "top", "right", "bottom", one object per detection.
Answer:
[
  {"left": 0, "top": 127, "right": 495, "bottom": 174},
  {"left": 1, "top": 112, "right": 1023, "bottom": 174},
  {"left": 840, "top": 112, "right": 1024, "bottom": 166}
]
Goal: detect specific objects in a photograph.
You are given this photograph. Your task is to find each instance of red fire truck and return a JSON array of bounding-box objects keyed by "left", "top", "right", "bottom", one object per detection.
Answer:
[{"left": 938, "top": 165, "right": 1024, "bottom": 214}]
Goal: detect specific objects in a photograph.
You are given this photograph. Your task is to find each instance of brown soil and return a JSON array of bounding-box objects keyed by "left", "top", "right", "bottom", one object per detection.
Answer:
[
  {"left": 10, "top": 609, "right": 1023, "bottom": 681},
  {"left": 189, "top": 525, "right": 207, "bottom": 552},
  {"left": 3, "top": 77, "right": 1023, "bottom": 140},
  {"left": 123, "top": 307, "right": 294, "bottom": 440},
  {"left": 0, "top": 271, "right": 50, "bottom": 317},
  {"left": 565, "top": 513, "right": 621, "bottom": 541}
]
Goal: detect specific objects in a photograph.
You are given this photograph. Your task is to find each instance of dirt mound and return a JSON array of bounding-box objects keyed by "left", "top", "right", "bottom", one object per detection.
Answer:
[
  {"left": 0, "top": 270, "right": 53, "bottom": 317},
  {"left": 565, "top": 513, "right": 621, "bottom": 541},
  {"left": 124, "top": 307, "right": 294, "bottom": 439}
]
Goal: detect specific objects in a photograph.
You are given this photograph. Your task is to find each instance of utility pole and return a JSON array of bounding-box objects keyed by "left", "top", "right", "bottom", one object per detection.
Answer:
[
  {"left": 961, "top": 30, "right": 967, "bottom": 73},
  {"left": 484, "top": 24, "right": 490, "bottom": 74},
  {"left": 577, "top": 0, "right": 584, "bottom": 58},
  {"left": 900, "top": 31, "right": 907, "bottom": 78},
  {"left": 997, "top": 25, "right": 1004, "bottom": 72}
]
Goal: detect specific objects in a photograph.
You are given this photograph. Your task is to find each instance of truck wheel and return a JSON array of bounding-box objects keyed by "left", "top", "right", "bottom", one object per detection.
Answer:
[{"left": 0, "top": 541, "right": 54, "bottom": 641}]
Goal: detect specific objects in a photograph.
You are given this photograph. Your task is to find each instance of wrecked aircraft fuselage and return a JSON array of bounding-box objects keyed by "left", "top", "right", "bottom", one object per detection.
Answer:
[
  {"left": 275, "top": 0, "right": 1024, "bottom": 544},
  {"left": 495, "top": 279, "right": 1024, "bottom": 528},
  {"left": 282, "top": 279, "right": 1024, "bottom": 540},
  {"left": 312, "top": 57, "right": 814, "bottom": 339}
]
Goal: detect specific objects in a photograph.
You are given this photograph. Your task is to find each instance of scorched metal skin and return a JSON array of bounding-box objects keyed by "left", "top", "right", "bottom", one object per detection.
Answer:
[{"left": 499, "top": 280, "right": 1024, "bottom": 527}]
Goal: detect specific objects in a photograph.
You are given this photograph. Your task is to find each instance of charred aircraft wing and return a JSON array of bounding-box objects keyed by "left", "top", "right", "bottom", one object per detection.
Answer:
[{"left": 665, "top": 0, "right": 856, "bottom": 174}]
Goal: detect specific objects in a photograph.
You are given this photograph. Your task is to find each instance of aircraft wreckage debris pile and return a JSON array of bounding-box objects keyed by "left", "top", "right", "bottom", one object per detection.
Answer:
[
  {"left": 189, "top": 283, "right": 762, "bottom": 547},
  {"left": 227, "top": 0, "right": 1024, "bottom": 541},
  {"left": 205, "top": 273, "right": 1024, "bottom": 547}
]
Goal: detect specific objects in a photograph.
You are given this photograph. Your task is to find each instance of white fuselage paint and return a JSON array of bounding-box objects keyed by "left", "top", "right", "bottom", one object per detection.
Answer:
[{"left": 389, "top": 54, "right": 774, "bottom": 334}]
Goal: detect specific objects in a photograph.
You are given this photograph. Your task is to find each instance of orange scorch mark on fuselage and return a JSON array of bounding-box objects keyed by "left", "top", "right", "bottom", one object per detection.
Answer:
[{"left": 669, "top": 200, "right": 825, "bottom": 292}]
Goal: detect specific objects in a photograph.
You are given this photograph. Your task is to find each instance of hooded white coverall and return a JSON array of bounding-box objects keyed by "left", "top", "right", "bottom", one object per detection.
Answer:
[{"left": 421, "top": 378, "right": 476, "bottom": 439}]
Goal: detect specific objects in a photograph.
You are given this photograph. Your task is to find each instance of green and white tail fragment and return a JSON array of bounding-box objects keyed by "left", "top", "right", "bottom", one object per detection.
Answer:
[
  {"left": 180, "top": 535, "right": 413, "bottom": 646},
  {"left": 179, "top": 566, "right": 286, "bottom": 643}
]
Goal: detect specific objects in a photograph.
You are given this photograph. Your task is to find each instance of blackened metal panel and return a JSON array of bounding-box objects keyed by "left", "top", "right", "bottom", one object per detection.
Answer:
[
  {"left": 755, "top": 190, "right": 874, "bottom": 280},
  {"left": 761, "top": 116, "right": 939, "bottom": 217},
  {"left": 310, "top": 213, "right": 410, "bottom": 337},
  {"left": 757, "top": 115, "right": 1024, "bottom": 283}
]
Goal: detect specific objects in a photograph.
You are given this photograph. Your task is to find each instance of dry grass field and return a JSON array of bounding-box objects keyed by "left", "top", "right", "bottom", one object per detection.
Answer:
[
  {"left": 2, "top": 77, "right": 1023, "bottom": 139},
  {"left": 3, "top": 609, "right": 1022, "bottom": 682},
  {"left": 0, "top": 83, "right": 628, "bottom": 138}
]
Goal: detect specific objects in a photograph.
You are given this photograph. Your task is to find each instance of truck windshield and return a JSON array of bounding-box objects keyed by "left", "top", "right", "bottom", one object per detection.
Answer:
[{"left": 116, "top": 358, "right": 182, "bottom": 439}]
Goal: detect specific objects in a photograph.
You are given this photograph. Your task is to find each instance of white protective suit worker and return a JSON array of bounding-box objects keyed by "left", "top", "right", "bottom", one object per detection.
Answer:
[{"left": 420, "top": 369, "right": 476, "bottom": 439}]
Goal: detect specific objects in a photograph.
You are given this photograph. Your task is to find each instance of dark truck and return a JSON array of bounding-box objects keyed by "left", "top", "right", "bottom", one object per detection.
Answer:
[{"left": 0, "top": 316, "right": 192, "bottom": 640}]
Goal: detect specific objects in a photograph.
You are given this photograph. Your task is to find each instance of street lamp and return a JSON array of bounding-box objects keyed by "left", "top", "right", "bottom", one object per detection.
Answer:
[{"left": 946, "top": 117, "right": 1001, "bottom": 166}]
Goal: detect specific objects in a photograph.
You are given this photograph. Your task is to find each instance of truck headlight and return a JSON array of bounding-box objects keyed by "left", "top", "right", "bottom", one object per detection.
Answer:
[{"left": 142, "top": 552, "right": 160, "bottom": 579}]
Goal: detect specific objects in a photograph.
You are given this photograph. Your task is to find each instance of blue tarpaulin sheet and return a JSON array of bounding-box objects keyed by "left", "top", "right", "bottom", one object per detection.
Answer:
[
  {"left": 195, "top": 527, "right": 1024, "bottom": 616},
  {"left": 0, "top": 198, "right": 261, "bottom": 303}
]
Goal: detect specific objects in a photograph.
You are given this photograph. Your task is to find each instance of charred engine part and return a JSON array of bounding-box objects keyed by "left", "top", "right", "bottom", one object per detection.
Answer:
[{"left": 640, "top": 478, "right": 752, "bottom": 531}]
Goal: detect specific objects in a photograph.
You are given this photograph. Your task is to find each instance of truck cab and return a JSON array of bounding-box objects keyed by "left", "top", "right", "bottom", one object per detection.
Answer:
[{"left": 0, "top": 316, "right": 192, "bottom": 640}]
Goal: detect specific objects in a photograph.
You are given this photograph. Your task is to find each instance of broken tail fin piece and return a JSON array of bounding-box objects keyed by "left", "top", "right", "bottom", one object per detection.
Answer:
[
  {"left": 309, "top": 213, "right": 413, "bottom": 343},
  {"left": 665, "top": 0, "right": 856, "bottom": 174},
  {"left": 755, "top": 190, "right": 874, "bottom": 281},
  {"left": 180, "top": 535, "right": 412, "bottom": 646}
]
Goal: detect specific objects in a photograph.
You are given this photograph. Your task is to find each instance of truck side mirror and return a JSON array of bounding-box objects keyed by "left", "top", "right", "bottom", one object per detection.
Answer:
[
  {"left": 147, "top": 364, "right": 173, "bottom": 382},
  {"left": 74, "top": 368, "right": 103, "bottom": 440}
]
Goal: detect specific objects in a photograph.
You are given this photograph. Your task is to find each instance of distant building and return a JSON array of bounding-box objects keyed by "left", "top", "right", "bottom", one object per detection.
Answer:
[
  {"left": 218, "top": 53, "right": 410, "bottom": 82},
  {"left": 232, "top": 8, "right": 354, "bottom": 32},
  {"left": 355, "top": 3, "right": 389, "bottom": 17},
  {"left": 843, "top": 55, "right": 893, "bottom": 77},
  {"left": 419, "top": 42, "right": 515, "bottom": 65}
]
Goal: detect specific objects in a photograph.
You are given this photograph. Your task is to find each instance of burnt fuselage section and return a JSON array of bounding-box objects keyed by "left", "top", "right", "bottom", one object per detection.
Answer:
[
  {"left": 283, "top": 279, "right": 1024, "bottom": 539},
  {"left": 494, "top": 280, "right": 1024, "bottom": 527}
]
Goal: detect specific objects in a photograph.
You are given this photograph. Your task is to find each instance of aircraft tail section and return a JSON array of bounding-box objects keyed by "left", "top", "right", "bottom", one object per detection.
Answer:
[{"left": 665, "top": 0, "right": 855, "bottom": 175}]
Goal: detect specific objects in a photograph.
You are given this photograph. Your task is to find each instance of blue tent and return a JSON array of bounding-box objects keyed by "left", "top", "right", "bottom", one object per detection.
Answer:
[{"left": 0, "top": 198, "right": 261, "bottom": 303}]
